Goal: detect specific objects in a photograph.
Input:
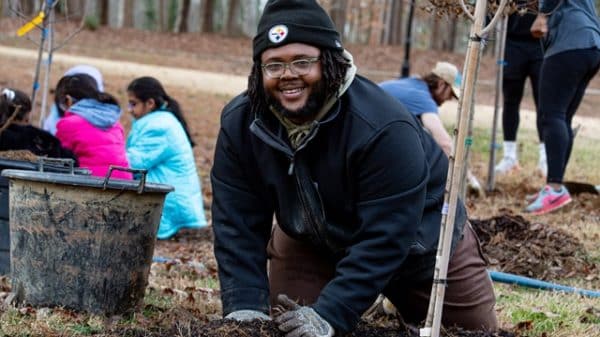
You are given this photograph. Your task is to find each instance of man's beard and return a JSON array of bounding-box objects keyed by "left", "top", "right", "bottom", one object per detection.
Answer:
[{"left": 265, "top": 80, "right": 327, "bottom": 122}]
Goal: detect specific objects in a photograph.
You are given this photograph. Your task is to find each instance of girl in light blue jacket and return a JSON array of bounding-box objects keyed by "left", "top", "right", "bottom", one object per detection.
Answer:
[{"left": 126, "top": 76, "right": 207, "bottom": 239}]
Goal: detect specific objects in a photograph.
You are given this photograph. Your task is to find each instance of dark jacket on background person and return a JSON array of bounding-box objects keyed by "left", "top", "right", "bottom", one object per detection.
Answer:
[
  {"left": 507, "top": 11, "right": 538, "bottom": 41},
  {"left": 211, "top": 74, "right": 467, "bottom": 332},
  {"left": 0, "top": 123, "right": 77, "bottom": 164}
]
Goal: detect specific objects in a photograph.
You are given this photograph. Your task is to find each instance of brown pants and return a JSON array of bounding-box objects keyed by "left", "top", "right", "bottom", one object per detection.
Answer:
[{"left": 267, "top": 222, "right": 497, "bottom": 331}]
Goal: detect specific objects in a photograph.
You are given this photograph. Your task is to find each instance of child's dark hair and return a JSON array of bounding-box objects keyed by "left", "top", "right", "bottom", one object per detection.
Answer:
[
  {"left": 0, "top": 88, "right": 32, "bottom": 127},
  {"left": 54, "top": 74, "right": 119, "bottom": 116},
  {"left": 127, "top": 76, "right": 195, "bottom": 147}
]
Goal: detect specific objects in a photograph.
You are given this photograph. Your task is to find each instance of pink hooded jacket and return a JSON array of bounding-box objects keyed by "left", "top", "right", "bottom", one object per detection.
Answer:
[{"left": 56, "top": 99, "right": 132, "bottom": 180}]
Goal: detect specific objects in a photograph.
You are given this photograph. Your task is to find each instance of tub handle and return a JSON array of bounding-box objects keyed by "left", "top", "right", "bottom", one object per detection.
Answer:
[
  {"left": 103, "top": 166, "right": 148, "bottom": 194},
  {"left": 37, "top": 157, "right": 75, "bottom": 174}
]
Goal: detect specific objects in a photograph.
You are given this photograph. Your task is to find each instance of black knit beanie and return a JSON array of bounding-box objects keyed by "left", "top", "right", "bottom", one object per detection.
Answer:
[{"left": 253, "top": 0, "right": 343, "bottom": 61}]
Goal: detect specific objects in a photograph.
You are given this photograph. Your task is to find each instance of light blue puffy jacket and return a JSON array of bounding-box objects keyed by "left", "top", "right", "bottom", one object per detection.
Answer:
[{"left": 126, "top": 110, "right": 207, "bottom": 239}]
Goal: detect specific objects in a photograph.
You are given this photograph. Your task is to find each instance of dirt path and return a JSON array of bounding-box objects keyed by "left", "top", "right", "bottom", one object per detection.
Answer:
[{"left": 1, "top": 45, "right": 599, "bottom": 140}]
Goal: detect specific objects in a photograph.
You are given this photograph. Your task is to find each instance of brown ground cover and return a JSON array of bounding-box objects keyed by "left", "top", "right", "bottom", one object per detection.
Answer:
[
  {"left": 117, "top": 319, "right": 517, "bottom": 337},
  {"left": 471, "top": 213, "right": 597, "bottom": 280}
]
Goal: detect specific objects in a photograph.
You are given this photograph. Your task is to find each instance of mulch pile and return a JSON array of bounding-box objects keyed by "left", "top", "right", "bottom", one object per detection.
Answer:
[
  {"left": 119, "top": 319, "right": 516, "bottom": 337},
  {"left": 470, "top": 214, "right": 597, "bottom": 280},
  {"left": 0, "top": 150, "right": 38, "bottom": 162}
]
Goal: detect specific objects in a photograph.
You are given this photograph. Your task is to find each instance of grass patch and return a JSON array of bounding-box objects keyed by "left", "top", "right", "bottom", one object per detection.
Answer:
[
  {"left": 68, "top": 316, "right": 104, "bottom": 335},
  {"left": 496, "top": 284, "right": 600, "bottom": 337}
]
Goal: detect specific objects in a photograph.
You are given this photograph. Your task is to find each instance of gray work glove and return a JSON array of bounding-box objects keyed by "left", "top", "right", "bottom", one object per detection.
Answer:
[
  {"left": 275, "top": 294, "right": 335, "bottom": 337},
  {"left": 225, "top": 309, "right": 272, "bottom": 321}
]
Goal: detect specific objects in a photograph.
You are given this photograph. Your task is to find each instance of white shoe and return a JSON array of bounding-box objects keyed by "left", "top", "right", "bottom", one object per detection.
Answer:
[{"left": 494, "top": 157, "right": 520, "bottom": 174}]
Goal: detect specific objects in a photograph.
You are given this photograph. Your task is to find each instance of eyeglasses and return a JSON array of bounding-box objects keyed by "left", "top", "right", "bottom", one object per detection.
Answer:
[{"left": 261, "top": 57, "right": 320, "bottom": 79}]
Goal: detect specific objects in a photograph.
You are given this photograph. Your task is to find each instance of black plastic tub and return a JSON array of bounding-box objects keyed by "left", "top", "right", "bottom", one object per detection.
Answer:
[
  {"left": 2, "top": 167, "right": 173, "bottom": 315},
  {"left": 0, "top": 158, "right": 90, "bottom": 275}
]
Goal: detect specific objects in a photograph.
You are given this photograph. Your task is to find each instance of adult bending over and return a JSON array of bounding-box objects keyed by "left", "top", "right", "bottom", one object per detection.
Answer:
[{"left": 211, "top": 1, "right": 497, "bottom": 336}]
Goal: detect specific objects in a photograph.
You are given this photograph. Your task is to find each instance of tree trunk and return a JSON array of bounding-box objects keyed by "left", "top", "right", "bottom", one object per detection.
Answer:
[
  {"left": 84, "top": 0, "right": 98, "bottom": 20},
  {"left": 123, "top": 0, "right": 134, "bottom": 27},
  {"left": 63, "top": 0, "right": 82, "bottom": 20},
  {"left": 159, "top": 0, "right": 166, "bottom": 31},
  {"left": 226, "top": 0, "right": 241, "bottom": 36},
  {"left": 202, "top": 0, "right": 214, "bottom": 33},
  {"left": 368, "top": 0, "right": 385, "bottom": 46},
  {"left": 175, "top": 0, "right": 190, "bottom": 32},
  {"left": 99, "top": 0, "right": 109, "bottom": 26},
  {"left": 329, "top": 0, "right": 347, "bottom": 37},
  {"left": 388, "top": 0, "right": 404, "bottom": 45},
  {"left": 240, "top": 0, "right": 259, "bottom": 37},
  {"left": 447, "top": 18, "right": 458, "bottom": 52},
  {"left": 430, "top": 13, "right": 441, "bottom": 50},
  {"left": 21, "top": 0, "right": 37, "bottom": 15}
]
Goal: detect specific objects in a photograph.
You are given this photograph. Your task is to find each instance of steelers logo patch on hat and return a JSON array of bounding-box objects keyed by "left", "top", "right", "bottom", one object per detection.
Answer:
[{"left": 268, "top": 25, "right": 288, "bottom": 44}]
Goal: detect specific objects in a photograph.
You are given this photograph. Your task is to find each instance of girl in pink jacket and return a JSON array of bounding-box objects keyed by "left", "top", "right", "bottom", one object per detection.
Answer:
[{"left": 55, "top": 74, "right": 132, "bottom": 179}]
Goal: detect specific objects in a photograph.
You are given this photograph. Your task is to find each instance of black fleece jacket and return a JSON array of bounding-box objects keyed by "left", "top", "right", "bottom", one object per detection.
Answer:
[
  {"left": 211, "top": 75, "right": 466, "bottom": 333},
  {"left": 0, "top": 124, "right": 78, "bottom": 164}
]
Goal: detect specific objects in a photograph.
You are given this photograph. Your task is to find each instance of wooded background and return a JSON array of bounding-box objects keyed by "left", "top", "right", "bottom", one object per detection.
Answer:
[
  {"left": 3, "top": 1, "right": 600, "bottom": 53},
  {"left": 0, "top": 0, "right": 474, "bottom": 52}
]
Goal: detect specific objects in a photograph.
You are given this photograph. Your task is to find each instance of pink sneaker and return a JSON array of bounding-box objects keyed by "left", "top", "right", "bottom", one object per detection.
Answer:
[{"left": 525, "top": 185, "right": 572, "bottom": 215}]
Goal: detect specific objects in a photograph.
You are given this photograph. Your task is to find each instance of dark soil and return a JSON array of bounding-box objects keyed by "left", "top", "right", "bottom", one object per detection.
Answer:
[
  {"left": 118, "top": 319, "right": 517, "bottom": 337},
  {"left": 471, "top": 213, "right": 597, "bottom": 280}
]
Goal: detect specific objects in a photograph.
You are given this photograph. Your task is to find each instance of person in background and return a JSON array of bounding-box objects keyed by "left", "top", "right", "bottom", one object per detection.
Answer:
[
  {"left": 126, "top": 76, "right": 207, "bottom": 240},
  {"left": 44, "top": 65, "right": 104, "bottom": 135},
  {"left": 526, "top": 0, "right": 600, "bottom": 214},
  {"left": 379, "top": 62, "right": 484, "bottom": 196},
  {"left": 0, "top": 88, "right": 76, "bottom": 162},
  {"left": 495, "top": 5, "right": 546, "bottom": 176},
  {"left": 211, "top": 0, "right": 497, "bottom": 336},
  {"left": 54, "top": 74, "right": 131, "bottom": 179}
]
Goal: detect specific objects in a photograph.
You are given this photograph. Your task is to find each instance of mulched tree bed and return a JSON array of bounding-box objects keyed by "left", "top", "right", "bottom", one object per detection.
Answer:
[
  {"left": 119, "top": 319, "right": 517, "bottom": 337},
  {"left": 470, "top": 214, "right": 597, "bottom": 280}
]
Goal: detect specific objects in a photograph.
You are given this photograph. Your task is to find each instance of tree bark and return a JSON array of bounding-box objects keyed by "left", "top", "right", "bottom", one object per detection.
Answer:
[
  {"left": 388, "top": 0, "right": 404, "bottom": 45},
  {"left": 99, "top": 0, "right": 109, "bottom": 26},
  {"left": 175, "top": 0, "right": 190, "bottom": 33},
  {"left": 447, "top": 18, "right": 458, "bottom": 52},
  {"left": 201, "top": 0, "right": 214, "bottom": 33},
  {"left": 329, "top": 0, "right": 347, "bottom": 37},
  {"left": 430, "top": 13, "right": 441, "bottom": 50},
  {"left": 22, "top": 0, "right": 37, "bottom": 15},
  {"left": 226, "top": 0, "right": 242, "bottom": 36},
  {"left": 159, "top": 0, "right": 166, "bottom": 31},
  {"left": 84, "top": 0, "right": 98, "bottom": 20},
  {"left": 368, "top": 0, "right": 385, "bottom": 46},
  {"left": 123, "top": 0, "right": 134, "bottom": 27}
]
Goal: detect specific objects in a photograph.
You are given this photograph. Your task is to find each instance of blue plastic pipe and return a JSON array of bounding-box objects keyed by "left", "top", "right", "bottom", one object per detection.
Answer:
[
  {"left": 489, "top": 270, "right": 600, "bottom": 298},
  {"left": 152, "top": 256, "right": 172, "bottom": 264}
]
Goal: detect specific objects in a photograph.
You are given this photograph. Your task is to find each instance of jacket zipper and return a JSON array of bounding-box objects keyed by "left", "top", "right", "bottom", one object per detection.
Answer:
[{"left": 250, "top": 118, "right": 328, "bottom": 247}]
